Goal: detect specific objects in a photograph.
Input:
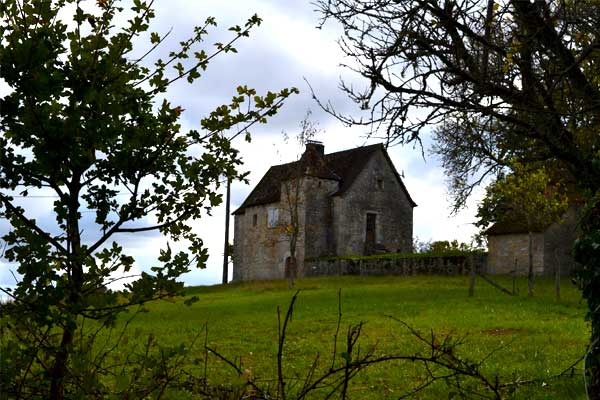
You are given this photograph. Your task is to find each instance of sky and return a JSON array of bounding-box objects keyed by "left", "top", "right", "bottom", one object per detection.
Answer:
[{"left": 0, "top": 0, "right": 485, "bottom": 290}]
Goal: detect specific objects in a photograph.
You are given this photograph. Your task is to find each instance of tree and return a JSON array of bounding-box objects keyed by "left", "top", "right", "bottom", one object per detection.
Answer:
[
  {"left": 0, "top": 1, "right": 296, "bottom": 398},
  {"left": 316, "top": 0, "right": 600, "bottom": 192},
  {"left": 316, "top": 0, "right": 600, "bottom": 392},
  {"left": 280, "top": 111, "right": 321, "bottom": 288},
  {"left": 477, "top": 162, "right": 568, "bottom": 296},
  {"left": 426, "top": 240, "right": 472, "bottom": 253}
]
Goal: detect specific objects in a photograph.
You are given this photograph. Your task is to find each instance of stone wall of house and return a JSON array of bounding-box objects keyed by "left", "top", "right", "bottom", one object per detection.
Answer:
[
  {"left": 332, "top": 151, "right": 413, "bottom": 256},
  {"left": 543, "top": 205, "right": 579, "bottom": 276},
  {"left": 233, "top": 204, "right": 283, "bottom": 281},
  {"left": 304, "top": 254, "right": 487, "bottom": 277},
  {"left": 233, "top": 175, "right": 342, "bottom": 281},
  {"left": 487, "top": 233, "right": 545, "bottom": 275},
  {"left": 232, "top": 212, "right": 244, "bottom": 281},
  {"left": 232, "top": 192, "right": 307, "bottom": 281},
  {"left": 303, "top": 177, "right": 339, "bottom": 261}
]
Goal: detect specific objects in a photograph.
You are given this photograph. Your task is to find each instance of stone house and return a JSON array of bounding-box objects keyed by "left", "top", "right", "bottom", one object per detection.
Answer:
[
  {"left": 232, "top": 142, "right": 416, "bottom": 281},
  {"left": 486, "top": 205, "right": 579, "bottom": 276}
]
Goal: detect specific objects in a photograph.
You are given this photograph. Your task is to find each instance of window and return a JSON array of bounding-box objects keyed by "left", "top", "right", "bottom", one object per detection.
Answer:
[
  {"left": 252, "top": 214, "right": 257, "bottom": 227},
  {"left": 267, "top": 208, "right": 279, "bottom": 228},
  {"left": 376, "top": 177, "right": 384, "bottom": 190}
]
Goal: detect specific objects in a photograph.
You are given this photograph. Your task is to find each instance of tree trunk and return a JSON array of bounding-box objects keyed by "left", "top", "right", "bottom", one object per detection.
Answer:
[
  {"left": 287, "top": 256, "right": 296, "bottom": 289},
  {"left": 284, "top": 178, "right": 300, "bottom": 289},
  {"left": 527, "top": 231, "right": 534, "bottom": 297},
  {"left": 554, "top": 249, "right": 560, "bottom": 301},
  {"left": 591, "top": 359, "right": 600, "bottom": 400},
  {"left": 49, "top": 327, "right": 74, "bottom": 400},
  {"left": 222, "top": 178, "right": 231, "bottom": 284},
  {"left": 50, "top": 181, "right": 83, "bottom": 399},
  {"left": 513, "top": 257, "right": 518, "bottom": 295}
]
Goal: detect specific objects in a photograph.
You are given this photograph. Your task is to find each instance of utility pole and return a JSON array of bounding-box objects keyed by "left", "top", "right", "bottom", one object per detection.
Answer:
[{"left": 222, "top": 178, "right": 231, "bottom": 284}]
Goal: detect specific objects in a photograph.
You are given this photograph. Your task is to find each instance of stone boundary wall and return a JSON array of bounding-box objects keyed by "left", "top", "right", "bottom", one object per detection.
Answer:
[{"left": 304, "top": 254, "right": 488, "bottom": 277}]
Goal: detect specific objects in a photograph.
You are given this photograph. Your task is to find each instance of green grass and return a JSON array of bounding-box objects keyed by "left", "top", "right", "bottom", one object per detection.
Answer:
[{"left": 120, "top": 275, "right": 589, "bottom": 399}]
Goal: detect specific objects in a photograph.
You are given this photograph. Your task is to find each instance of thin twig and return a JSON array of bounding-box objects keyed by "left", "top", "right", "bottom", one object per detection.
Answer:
[{"left": 277, "top": 290, "right": 300, "bottom": 399}]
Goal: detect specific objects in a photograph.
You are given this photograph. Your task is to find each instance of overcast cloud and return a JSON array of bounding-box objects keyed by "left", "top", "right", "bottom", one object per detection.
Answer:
[{"left": 0, "top": 0, "right": 484, "bottom": 290}]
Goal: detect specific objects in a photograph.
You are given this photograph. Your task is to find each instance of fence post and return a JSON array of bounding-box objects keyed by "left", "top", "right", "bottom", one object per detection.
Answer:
[{"left": 468, "top": 254, "right": 475, "bottom": 297}]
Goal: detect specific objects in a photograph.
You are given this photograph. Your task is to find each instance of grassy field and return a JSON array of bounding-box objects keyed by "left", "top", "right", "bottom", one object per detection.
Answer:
[{"left": 119, "top": 275, "right": 589, "bottom": 399}]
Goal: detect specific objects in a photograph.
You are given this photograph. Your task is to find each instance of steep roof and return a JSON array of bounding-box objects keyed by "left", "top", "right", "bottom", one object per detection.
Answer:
[
  {"left": 485, "top": 218, "right": 547, "bottom": 235},
  {"left": 233, "top": 143, "right": 416, "bottom": 215}
]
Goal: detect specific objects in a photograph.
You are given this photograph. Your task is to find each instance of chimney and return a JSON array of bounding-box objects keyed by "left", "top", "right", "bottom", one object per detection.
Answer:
[{"left": 305, "top": 140, "right": 324, "bottom": 155}]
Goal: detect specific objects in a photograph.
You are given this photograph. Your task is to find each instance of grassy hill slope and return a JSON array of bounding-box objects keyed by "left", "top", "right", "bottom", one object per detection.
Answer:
[{"left": 122, "top": 275, "right": 588, "bottom": 399}]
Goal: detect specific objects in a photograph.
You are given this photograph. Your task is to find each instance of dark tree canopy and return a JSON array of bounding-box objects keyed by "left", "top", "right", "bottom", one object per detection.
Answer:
[
  {"left": 316, "top": 0, "right": 600, "bottom": 205},
  {"left": 0, "top": 1, "right": 296, "bottom": 398}
]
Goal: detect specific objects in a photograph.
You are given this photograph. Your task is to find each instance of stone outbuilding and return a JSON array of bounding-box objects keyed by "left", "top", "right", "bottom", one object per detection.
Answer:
[
  {"left": 232, "top": 142, "right": 416, "bottom": 281},
  {"left": 486, "top": 205, "right": 579, "bottom": 276}
]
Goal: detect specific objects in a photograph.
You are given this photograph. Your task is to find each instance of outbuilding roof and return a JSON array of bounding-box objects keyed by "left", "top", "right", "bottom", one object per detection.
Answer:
[{"left": 485, "top": 218, "right": 547, "bottom": 235}]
